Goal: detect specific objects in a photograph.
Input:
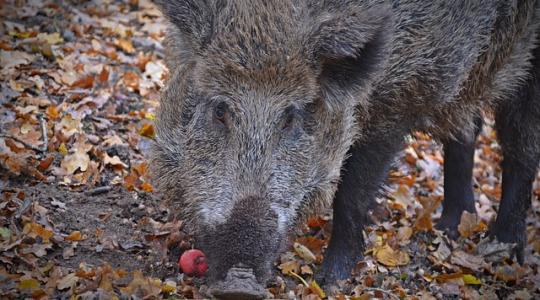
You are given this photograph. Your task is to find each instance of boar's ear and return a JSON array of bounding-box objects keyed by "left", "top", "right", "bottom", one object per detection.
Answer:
[
  {"left": 308, "top": 4, "right": 393, "bottom": 107},
  {"left": 155, "top": 0, "right": 221, "bottom": 52}
]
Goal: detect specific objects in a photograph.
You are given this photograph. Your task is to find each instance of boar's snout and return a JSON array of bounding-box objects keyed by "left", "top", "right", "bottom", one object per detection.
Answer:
[
  {"left": 209, "top": 266, "right": 268, "bottom": 300},
  {"left": 199, "top": 196, "right": 283, "bottom": 297}
]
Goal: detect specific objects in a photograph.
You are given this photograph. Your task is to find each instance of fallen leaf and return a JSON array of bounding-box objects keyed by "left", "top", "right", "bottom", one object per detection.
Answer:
[
  {"left": 450, "top": 250, "right": 485, "bottom": 272},
  {"left": 0, "top": 227, "right": 11, "bottom": 239},
  {"left": 61, "top": 150, "right": 90, "bottom": 174},
  {"left": 493, "top": 263, "right": 526, "bottom": 282},
  {"left": 117, "top": 38, "right": 135, "bottom": 53},
  {"left": 0, "top": 50, "right": 34, "bottom": 69},
  {"left": 71, "top": 75, "right": 94, "bottom": 89},
  {"left": 397, "top": 226, "right": 413, "bottom": 242},
  {"left": 278, "top": 260, "right": 299, "bottom": 275},
  {"left": 309, "top": 280, "right": 326, "bottom": 298},
  {"left": 458, "top": 211, "right": 481, "bottom": 238},
  {"left": 161, "top": 280, "right": 177, "bottom": 294},
  {"left": 65, "top": 231, "right": 83, "bottom": 241},
  {"left": 57, "top": 273, "right": 78, "bottom": 290},
  {"left": 294, "top": 242, "right": 316, "bottom": 263},
  {"left": 18, "top": 278, "right": 40, "bottom": 290},
  {"left": 374, "top": 244, "right": 410, "bottom": 267},
  {"left": 414, "top": 196, "right": 442, "bottom": 231},
  {"left": 123, "top": 71, "right": 139, "bottom": 90},
  {"left": 37, "top": 32, "right": 64, "bottom": 44},
  {"left": 139, "top": 123, "right": 155, "bottom": 138},
  {"left": 462, "top": 274, "right": 481, "bottom": 285},
  {"left": 23, "top": 222, "right": 54, "bottom": 242},
  {"left": 140, "top": 182, "right": 153, "bottom": 192}
]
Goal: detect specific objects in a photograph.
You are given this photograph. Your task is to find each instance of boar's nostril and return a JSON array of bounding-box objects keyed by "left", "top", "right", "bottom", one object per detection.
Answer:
[{"left": 209, "top": 267, "right": 268, "bottom": 300}]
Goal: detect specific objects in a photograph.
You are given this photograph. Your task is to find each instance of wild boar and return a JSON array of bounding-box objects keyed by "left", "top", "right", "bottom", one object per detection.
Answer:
[{"left": 151, "top": 0, "right": 540, "bottom": 298}]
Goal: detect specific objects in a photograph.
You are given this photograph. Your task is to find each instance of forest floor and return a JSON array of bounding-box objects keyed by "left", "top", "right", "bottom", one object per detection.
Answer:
[{"left": 1, "top": 1, "right": 539, "bottom": 299}]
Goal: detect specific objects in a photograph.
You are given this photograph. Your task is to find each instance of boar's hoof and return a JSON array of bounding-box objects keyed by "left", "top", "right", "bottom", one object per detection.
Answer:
[
  {"left": 435, "top": 217, "right": 460, "bottom": 240},
  {"left": 209, "top": 267, "right": 267, "bottom": 300}
]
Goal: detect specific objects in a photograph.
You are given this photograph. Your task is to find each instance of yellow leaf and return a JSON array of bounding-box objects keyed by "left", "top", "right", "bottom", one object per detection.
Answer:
[
  {"left": 58, "top": 143, "right": 68, "bottom": 156},
  {"left": 18, "top": 278, "right": 40, "bottom": 290},
  {"left": 463, "top": 274, "right": 481, "bottom": 285},
  {"left": 374, "top": 244, "right": 410, "bottom": 267},
  {"left": 145, "top": 112, "right": 156, "bottom": 121},
  {"left": 161, "top": 281, "right": 177, "bottom": 293},
  {"left": 9, "top": 31, "right": 34, "bottom": 39},
  {"left": 309, "top": 280, "right": 326, "bottom": 298}
]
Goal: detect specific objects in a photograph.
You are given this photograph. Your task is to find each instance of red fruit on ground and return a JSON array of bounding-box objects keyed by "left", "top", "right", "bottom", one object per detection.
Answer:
[{"left": 178, "top": 249, "right": 208, "bottom": 277}]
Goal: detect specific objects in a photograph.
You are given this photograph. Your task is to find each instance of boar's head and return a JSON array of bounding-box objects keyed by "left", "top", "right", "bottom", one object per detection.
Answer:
[{"left": 151, "top": 0, "right": 392, "bottom": 297}]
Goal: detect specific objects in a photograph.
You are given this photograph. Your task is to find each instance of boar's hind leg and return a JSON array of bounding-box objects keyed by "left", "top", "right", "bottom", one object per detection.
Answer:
[
  {"left": 319, "top": 130, "right": 404, "bottom": 283},
  {"left": 436, "top": 117, "right": 483, "bottom": 238},
  {"left": 492, "top": 48, "right": 540, "bottom": 264}
]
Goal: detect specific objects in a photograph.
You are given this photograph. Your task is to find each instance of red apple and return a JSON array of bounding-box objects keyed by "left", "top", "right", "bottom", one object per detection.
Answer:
[{"left": 178, "top": 249, "right": 208, "bottom": 277}]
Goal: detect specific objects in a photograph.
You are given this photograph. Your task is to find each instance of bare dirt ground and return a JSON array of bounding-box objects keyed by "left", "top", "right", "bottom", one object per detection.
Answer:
[{"left": 1, "top": 1, "right": 539, "bottom": 299}]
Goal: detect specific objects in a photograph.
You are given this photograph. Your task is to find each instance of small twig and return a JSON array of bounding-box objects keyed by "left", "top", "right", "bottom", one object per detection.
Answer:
[
  {"left": 288, "top": 271, "right": 309, "bottom": 287},
  {"left": 37, "top": 113, "right": 48, "bottom": 152},
  {"left": 362, "top": 287, "right": 400, "bottom": 300},
  {"left": 86, "top": 186, "right": 113, "bottom": 196},
  {"left": 0, "top": 134, "right": 44, "bottom": 153}
]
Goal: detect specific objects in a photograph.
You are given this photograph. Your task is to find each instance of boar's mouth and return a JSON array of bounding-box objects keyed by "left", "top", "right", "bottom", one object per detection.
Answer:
[{"left": 209, "top": 266, "right": 268, "bottom": 300}]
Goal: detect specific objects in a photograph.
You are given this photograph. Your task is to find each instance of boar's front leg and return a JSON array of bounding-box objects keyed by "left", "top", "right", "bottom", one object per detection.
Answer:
[
  {"left": 319, "top": 129, "right": 404, "bottom": 284},
  {"left": 436, "top": 117, "right": 482, "bottom": 238}
]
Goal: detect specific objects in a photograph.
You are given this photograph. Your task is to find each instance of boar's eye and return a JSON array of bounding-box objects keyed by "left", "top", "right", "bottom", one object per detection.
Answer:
[{"left": 213, "top": 101, "right": 229, "bottom": 126}]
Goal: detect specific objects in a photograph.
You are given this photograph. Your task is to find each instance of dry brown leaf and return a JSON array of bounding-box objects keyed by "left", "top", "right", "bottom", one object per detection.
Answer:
[
  {"left": 309, "top": 280, "right": 326, "bottom": 298},
  {"left": 123, "top": 71, "right": 140, "bottom": 90},
  {"left": 57, "top": 273, "right": 78, "bottom": 290},
  {"left": 414, "top": 196, "right": 442, "bottom": 231},
  {"left": 23, "top": 222, "right": 54, "bottom": 242},
  {"left": 493, "top": 263, "right": 527, "bottom": 282},
  {"left": 103, "top": 152, "right": 128, "bottom": 170},
  {"left": 61, "top": 150, "right": 90, "bottom": 174},
  {"left": 71, "top": 75, "right": 94, "bottom": 89},
  {"left": 435, "top": 273, "right": 465, "bottom": 286},
  {"left": 140, "top": 182, "right": 153, "bottom": 192},
  {"left": 294, "top": 242, "right": 316, "bottom": 263},
  {"left": 397, "top": 226, "right": 413, "bottom": 242},
  {"left": 65, "top": 231, "right": 83, "bottom": 241},
  {"left": 117, "top": 38, "right": 135, "bottom": 53},
  {"left": 458, "top": 211, "right": 481, "bottom": 238},
  {"left": 296, "top": 236, "right": 325, "bottom": 256},
  {"left": 374, "top": 244, "right": 410, "bottom": 267},
  {"left": 278, "top": 260, "right": 299, "bottom": 275},
  {"left": 139, "top": 123, "right": 155, "bottom": 138},
  {"left": 450, "top": 250, "right": 485, "bottom": 272}
]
